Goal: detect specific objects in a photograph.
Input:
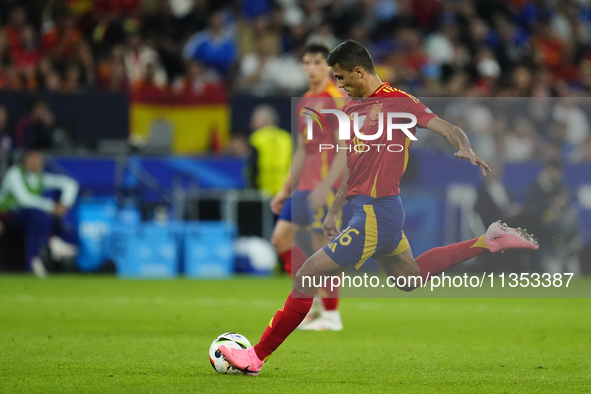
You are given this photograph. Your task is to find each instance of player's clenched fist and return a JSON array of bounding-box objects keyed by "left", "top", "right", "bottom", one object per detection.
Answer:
[{"left": 322, "top": 211, "right": 341, "bottom": 241}]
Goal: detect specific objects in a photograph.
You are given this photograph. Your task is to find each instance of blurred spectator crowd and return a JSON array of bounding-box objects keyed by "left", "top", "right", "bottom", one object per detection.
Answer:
[{"left": 2, "top": 0, "right": 591, "bottom": 99}]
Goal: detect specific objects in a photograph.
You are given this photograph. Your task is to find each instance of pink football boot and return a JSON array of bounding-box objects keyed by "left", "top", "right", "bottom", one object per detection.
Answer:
[
  {"left": 484, "top": 221, "right": 539, "bottom": 253},
  {"left": 219, "top": 345, "right": 265, "bottom": 376}
]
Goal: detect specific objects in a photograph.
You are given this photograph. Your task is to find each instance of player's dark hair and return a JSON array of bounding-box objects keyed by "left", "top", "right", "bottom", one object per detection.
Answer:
[
  {"left": 303, "top": 43, "right": 330, "bottom": 59},
  {"left": 327, "top": 39, "right": 376, "bottom": 74}
]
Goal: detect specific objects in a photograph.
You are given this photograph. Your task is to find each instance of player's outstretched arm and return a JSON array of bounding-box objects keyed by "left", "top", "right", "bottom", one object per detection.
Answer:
[
  {"left": 322, "top": 168, "right": 349, "bottom": 240},
  {"left": 425, "top": 117, "right": 491, "bottom": 177}
]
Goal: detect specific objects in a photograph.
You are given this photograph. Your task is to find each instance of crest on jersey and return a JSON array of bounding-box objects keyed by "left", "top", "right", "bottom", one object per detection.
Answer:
[{"left": 370, "top": 104, "right": 383, "bottom": 120}]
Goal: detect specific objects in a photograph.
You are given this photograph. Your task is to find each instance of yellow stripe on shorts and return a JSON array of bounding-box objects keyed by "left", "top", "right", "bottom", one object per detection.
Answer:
[
  {"left": 312, "top": 206, "right": 324, "bottom": 229},
  {"left": 385, "top": 231, "right": 410, "bottom": 256},
  {"left": 355, "top": 204, "right": 378, "bottom": 270}
]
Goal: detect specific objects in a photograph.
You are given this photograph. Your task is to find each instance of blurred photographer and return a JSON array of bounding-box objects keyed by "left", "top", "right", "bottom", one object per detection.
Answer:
[
  {"left": 525, "top": 159, "right": 581, "bottom": 274},
  {"left": 0, "top": 150, "right": 79, "bottom": 276}
]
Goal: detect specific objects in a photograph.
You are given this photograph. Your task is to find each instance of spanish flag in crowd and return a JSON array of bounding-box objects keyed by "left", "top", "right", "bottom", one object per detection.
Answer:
[{"left": 129, "top": 79, "right": 229, "bottom": 154}]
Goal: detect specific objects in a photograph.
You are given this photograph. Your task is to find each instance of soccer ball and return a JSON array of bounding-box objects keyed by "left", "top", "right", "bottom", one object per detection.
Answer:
[{"left": 209, "top": 332, "right": 252, "bottom": 374}]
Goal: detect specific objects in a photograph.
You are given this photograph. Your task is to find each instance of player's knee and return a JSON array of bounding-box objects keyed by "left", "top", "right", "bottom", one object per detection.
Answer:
[
  {"left": 271, "top": 232, "right": 280, "bottom": 249},
  {"left": 294, "top": 263, "right": 319, "bottom": 295},
  {"left": 293, "top": 267, "right": 308, "bottom": 293},
  {"left": 271, "top": 231, "right": 289, "bottom": 253}
]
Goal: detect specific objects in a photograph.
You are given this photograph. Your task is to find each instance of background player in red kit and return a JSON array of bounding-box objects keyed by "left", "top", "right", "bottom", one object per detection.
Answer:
[
  {"left": 270, "top": 43, "right": 347, "bottom": 331},
  {"left": 221, "top": 40, "right": 539, "bottom": 375}
]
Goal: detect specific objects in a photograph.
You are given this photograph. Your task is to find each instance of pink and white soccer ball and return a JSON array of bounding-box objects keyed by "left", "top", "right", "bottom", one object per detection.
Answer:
[{"left": 208, "top": 332, "right": 252, "bottom": 374}]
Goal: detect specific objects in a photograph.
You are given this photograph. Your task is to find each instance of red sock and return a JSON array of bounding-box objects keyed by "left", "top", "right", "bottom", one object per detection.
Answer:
[
  {"left": 416, "top": 236, "right": 490, "bottom": 281},
  {"left": 279, "top": 246, "right": 307, "bottom": 278},
  {"left": 320, "top": 287, "right": 339, "bottom": 310},
  {"left": 254, "top": 290, "right": 313, "bottom": 361}
]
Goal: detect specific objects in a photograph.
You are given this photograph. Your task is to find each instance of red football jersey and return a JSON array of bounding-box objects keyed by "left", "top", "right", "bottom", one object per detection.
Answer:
[
  {"left": 344, "top": 83, "right": 437, "bottom": 198},
  {"left": 296, "top": 81, "right": 346, "bottom": 191}
]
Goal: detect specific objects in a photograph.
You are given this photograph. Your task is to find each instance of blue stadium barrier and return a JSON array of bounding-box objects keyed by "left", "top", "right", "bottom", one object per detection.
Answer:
[
  {"left": 182, "top": 221, "right": 237, "bottom": 279},
  {"left": 109, "top": 224, "right": 179, "bottom": 278},
  {"left": 77, "top": 202, "right": 238, "bottom": 278},
  {"left": 76, "top": 199, "right": 141, "bottom": 271},
  {"left": 76, "top": 198, "right": 118, "bottom": 271}
]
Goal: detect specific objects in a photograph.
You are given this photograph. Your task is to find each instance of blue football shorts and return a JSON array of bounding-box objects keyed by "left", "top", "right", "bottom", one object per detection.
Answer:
[
  {"left": 278, "top": 189, "right": 339, "bottom": 233},
  {"left": 323, "top": 194, "right": 410, "bottom": 269}
]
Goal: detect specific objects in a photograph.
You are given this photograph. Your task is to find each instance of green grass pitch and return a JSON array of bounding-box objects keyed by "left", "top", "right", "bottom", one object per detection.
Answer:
[{"left": 1, "top": 275, "right": 590, "bottom": 393}]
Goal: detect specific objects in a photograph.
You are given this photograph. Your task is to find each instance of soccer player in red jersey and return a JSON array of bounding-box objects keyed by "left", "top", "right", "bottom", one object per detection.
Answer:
[
  {"left": 222, "top": 40, "right": 539, "bottom": 375},
  {"left": 270, "top": 43, "right": 347, "bottom": 330}
]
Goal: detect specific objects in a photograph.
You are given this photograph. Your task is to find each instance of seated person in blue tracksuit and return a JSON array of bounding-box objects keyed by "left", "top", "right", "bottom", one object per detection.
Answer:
[{"left": 0, "top": 149, "right": 79, "bottom": 276}]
